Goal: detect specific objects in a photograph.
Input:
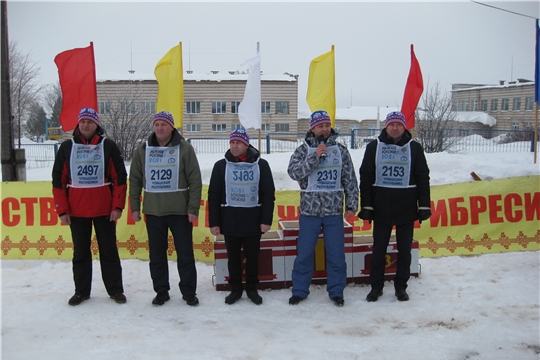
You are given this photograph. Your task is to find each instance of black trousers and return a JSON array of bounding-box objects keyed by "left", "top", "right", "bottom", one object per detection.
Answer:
[
  {"left": 70, "top": 216, "right": 123, "bottom": 296},
  {"left": 370, "top": 220, "right": 414, "bottom": 291},
  {"left": 224, "top": 234, "right": 261, "bottom": 292},
  {"left": 145, "top": 214, "right": 197, "bottom": 296}
]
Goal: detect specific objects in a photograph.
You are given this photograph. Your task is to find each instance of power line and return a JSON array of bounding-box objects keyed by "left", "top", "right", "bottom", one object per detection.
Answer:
[{"left": 470, "top": 0, "right": 539, "bottom": 20}]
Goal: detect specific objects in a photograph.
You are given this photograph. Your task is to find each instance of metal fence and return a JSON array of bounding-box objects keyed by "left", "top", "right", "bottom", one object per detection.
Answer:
[
  {"left": 18, "top": 143, "right": 58, "bottom": 169},
  {"left": 18, "top": 129, "right": 537, "bottom": 169},
  {"left": 188, "top": 128, "right": 536, "bottom": 154}
]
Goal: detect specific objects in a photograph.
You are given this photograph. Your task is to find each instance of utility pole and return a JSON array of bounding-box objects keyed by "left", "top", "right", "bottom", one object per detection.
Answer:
[
  {"left": 1, "top": 0, "right": 16, "bottom": 181},
  {"left": 1, "top": 1, "right": 25, "bottom": 181}
]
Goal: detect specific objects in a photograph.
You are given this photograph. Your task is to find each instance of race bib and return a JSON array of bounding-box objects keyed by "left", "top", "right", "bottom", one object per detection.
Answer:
[
  {"left": 69, "top": 141, "right": 106, "bottom": 188},
  {"left": 225, "top": 160, "right": 260, "bottom": 207},
  {"left": 306, "top": 145, "right": 342, "bottom": 192},
  {"left": 374, "top": 140, "right": 413, "bottom": 188},
  {"left": 144, "top": 143, "right": 180, "bottom": 193}
]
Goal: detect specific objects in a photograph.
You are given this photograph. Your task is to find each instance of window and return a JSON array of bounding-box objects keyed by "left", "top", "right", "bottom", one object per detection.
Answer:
[
  {"left": 186, "top": 124, "right": 201, "bottom": 132},
  {"left": 334, "top": 124, "right": 342, "bottom": 134},
  {"left": 261, "top": 101, "right": 271, "bottom": 114},
  {"left": 524, "top": 121, "right": 532, "bottom": 128},
  {"left": 525, "top": 96, "right": 534, "bottom": 111},
  {"left": 275, "top": 101, "right": 289, "bottom": 114},
  {"left": 141, "top": 101, "right": 155, "bottom": 114},
  {"left": 186, "top": 101, "right": 201, "bottom": 114},
  {"left": 512, "top": 97, "right": 521, "bottom": 111},
  {"left": 481, "top": 99, "right": 488, "bottom": 112},
  {"left": 231, "top": 101, "right": 241, "bottom": 114},
  {"left": 231, "top": 123, "right": 244, "bottom": 131},
  {"left": 275, "top": 123, "right": 289, "bottom": 132},
  {"left": 98, "top": 101, "right": 110, "bottom": 115},
  {"left": 490, "top": 99, "right": 498, "bottom": 112},
  {"left": 121, "top": 102, "right": 136, "bottom": 115},
  {"left": 456, "top": 101, "right": 462, "bottom": 111},
  {"left": 472, "top": 100, "right": 478, "bottom": 111},
  {"left": 212, "top": 101, "right": 226, "bottom": 114},
  {"left": 459, "top": 127, "right": 470, "bottom": 136},
  {"left": 501, "top": 98, "right": 509, "bottom": 111},
  {"left": 511, "top": 122, "right": 519, "bottom": 130},
  {"left": 212, "top": 124, "right": 227, "bottom": 132},
  {"left": 463, "top": 101, "right": 469, "bottom": 111},
  {"left": 261, "top": 124, "right": 271, "bottom": 132}
]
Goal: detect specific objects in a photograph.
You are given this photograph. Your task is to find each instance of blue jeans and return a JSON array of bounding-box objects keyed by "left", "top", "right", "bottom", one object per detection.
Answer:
[
  {"left": 291, "top": 214, "right": 347, "bottom": 299},
  {"left": 145, "top": 214, "right": 197, "bottom": 296}
]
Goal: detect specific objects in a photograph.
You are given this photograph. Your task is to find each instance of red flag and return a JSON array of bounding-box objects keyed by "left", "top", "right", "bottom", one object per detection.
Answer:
[
  {"left": 54, "top": 42, "right": 97, "bottom": 131},
  {"left": 400, "top": 44, "right": 423, "bottom": 130}
]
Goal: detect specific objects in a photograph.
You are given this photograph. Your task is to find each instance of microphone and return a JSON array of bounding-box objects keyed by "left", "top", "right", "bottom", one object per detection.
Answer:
[{"left": 318, "top": 135, "right": 326, "bottom": 159}]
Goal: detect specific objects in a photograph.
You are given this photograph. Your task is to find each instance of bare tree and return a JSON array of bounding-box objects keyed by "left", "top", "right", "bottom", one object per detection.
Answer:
[
  {"left": 414, "top": 82, "right": 460, "bottom": 153},
  {"left": 99, "top": 81, "right": 153, "bottom": 161},
  {"left": 9, "top": 41, "right": 45, "bottom": 146},
  {"left": 42, "top": 82, "right": 62, "bottom": 127}
]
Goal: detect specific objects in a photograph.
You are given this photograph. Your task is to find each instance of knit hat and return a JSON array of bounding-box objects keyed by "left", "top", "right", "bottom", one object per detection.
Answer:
[
  {"left": 153, "top": 111, "right": 175, "bottom": 128},
  {"left": 78, "top": 107, "right": 99, "bottom": 125},
  {"left": 310, "top": 110, "right": 331, "bottom": 130},
  {"left": 385, "top": 111, "right": 407, "bottom": 128},
  {"left": 229, "top": 128, "right": 250, "bottom": 146}
]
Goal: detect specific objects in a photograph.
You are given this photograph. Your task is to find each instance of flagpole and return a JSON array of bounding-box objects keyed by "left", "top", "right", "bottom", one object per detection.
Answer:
[
  {"left": 179, "top": 42, "right": 183, "bottom": 136},
  {"left": 257, "top": 42, "right": 262, "bottom": 153},
  {"left": 534, "top": 101, "right": 538, "bottom": 164}
]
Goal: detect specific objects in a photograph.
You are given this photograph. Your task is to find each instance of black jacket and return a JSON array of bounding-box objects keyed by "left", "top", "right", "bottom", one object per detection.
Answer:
[
  {"left": 208, "top": 145, "right": 275, "bottom": 236},
  {"left": 359, "top": 129, "right": 430, "bottom": 225}
]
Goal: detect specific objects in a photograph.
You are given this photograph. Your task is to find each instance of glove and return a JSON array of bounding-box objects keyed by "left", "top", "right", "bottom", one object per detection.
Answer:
[
  {"left": 358, "top": 209, "right": 373, "bottom": 223},
  {"left": 418, "top": 209, "right": 432, "bottom": 223}
]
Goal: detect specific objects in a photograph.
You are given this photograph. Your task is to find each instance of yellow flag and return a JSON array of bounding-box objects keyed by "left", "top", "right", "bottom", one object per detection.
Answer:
[
  {"left": 154, "top": 43, "right": 183, "bottom": 128},
  {"left": 306, "top": 45, "right": 336, "bottom": 127}
]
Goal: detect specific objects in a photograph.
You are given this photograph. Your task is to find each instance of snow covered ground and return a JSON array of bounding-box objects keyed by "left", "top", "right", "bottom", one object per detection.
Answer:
[{"left": 2, "top": 141, "right": 539, "bottom": 359}]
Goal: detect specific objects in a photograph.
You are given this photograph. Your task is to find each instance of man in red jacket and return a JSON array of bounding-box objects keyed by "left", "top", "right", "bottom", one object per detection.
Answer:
[{"left": 52, "top": 107, "right": 128, "bottom": 306}]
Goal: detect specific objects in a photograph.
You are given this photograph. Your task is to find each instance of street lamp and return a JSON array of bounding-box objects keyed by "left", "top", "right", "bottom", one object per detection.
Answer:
[{"left": 45, "top": 119, "right": 51, "bottom": 140}]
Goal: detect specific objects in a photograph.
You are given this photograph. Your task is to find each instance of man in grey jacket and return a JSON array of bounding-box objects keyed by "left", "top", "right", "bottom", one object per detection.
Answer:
[
  {"left": 129, "top": 111, "right": 202, "bottom": 306},
  {"left": 287, "top": 110, "right": 358, "bottom": 306}
]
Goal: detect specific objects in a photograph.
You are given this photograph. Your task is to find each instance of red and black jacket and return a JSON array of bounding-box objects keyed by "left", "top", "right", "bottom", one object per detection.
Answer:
[{"left": 52, "top": 127, "right": 127, "bottom": 218}]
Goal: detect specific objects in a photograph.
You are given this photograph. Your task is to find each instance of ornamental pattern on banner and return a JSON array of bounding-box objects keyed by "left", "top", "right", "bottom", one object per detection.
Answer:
[{"left": 1, "top": 178, "right": 539, "bottom": 261}]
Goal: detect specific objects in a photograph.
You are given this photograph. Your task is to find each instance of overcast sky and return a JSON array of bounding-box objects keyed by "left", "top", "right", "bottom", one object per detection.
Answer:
[{"left": 7, "top": 0, "right": 539, "bottom": 110}]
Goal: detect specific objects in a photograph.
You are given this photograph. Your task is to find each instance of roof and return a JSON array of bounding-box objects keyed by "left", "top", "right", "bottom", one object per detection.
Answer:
[
  {"left": 452, "top": 81, "right": 534, "bottom": 92},
  {"left": 97, "top": 71, "right": 297, "bottom": 82},
  {"left": 453, "top": 111, "right": 497, "bottom": 126}
]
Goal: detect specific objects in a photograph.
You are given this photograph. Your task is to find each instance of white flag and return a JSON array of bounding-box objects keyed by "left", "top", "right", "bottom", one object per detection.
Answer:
[{"left": 238, "top": 54, "right": 261, "bottom": 130}]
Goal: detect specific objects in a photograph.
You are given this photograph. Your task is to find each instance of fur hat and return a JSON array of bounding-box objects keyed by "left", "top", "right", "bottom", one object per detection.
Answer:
[
  {"left": 229, "top": 128, "right": 250, "bottom": 146},
  {"left": 153, "top": 111, "right": 175, "bottom": 128},
  {"left": 310, "top": 110, "right": 331, "bottom": 130},
  {"left": 385, "top": 111, "right": 407, "bottom": 128},
  {"left": 78, "top": 107, "right": 99, "bottom": 125}
]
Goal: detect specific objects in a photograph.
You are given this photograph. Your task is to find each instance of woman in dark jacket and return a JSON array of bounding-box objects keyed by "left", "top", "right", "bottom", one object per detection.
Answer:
[{"left": 208, "top": 129, "right": 275, "bottom": 305}]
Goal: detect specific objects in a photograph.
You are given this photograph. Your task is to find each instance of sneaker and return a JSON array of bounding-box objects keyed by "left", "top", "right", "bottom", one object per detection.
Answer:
[
  {"left": 366, "top": 288, "right": 383, "bottom": 302},
  {"left": 395, "top": 289, "right": 409, "bottom": 301},
  {"left": 182, "top": 295, "right": 199, "bottom": 306},
  {"left": 152, "top": 291, "right": 170, "bottom": 305},
  {"left": 246, "top": 290, "right": 263, "bottom": 305},
  {"left": 110, "top": 293, "right": 127, "bottom": 304},
  {"left": 331, "top": 296, "right": 344, "bottom": 307},
  {"left": 288, "top": 296, "right": 305, "bottom": 305},
  {"left": 225, "top": 291, "right": 243, "bottom": 305},
  {"left": 68, "top": 294, "right": 90, "bottom": 306}
]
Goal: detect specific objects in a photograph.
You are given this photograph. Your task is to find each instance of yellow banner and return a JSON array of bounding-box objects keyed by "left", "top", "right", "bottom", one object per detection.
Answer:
[{"left": 1, "top": 176, "right": 538, "bottom": 261}]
